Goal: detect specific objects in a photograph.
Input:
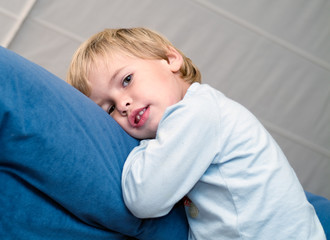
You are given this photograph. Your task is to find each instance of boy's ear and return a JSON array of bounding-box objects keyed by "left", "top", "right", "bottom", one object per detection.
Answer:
[{"left": 166, "top": 46, "right": 183, "bottom": 73}]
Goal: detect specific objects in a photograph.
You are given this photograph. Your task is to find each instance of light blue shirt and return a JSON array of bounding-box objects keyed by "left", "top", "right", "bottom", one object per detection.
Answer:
[{"left": 122, "top": 83, "right": 325, "bottom": 239}]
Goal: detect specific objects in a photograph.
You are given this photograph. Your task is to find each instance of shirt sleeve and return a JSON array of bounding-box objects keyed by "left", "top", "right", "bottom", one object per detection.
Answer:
[{"left": 121, "top": 92, "right": 221, "bottom": 218}]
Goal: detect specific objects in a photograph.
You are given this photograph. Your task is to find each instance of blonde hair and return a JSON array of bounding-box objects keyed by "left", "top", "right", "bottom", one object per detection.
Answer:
[{"left": 66, "top": 27, "right": 201, "bottom": 96}]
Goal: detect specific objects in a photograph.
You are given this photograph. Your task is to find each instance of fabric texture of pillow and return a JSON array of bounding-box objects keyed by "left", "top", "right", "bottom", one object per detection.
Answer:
[
  {"left": 0, "top": 46, "right": 188, "bottom": 240},
  {"left": 305, "top": 191, "right": 330, "bottom": 239}
]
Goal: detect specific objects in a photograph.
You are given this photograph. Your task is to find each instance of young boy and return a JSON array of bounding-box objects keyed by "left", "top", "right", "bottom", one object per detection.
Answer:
[{"left": 67, "top": 28, "right": 325, "bottom": 239}]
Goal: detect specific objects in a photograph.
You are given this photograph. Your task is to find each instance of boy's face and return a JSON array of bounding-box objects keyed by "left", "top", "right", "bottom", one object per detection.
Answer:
[{"left": 89, "top": 49, "right": 190, "bottom": 139}]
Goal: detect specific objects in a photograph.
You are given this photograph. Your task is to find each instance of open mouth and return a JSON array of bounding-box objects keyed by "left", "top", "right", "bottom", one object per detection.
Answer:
[
  {"left": 135, "top": 107, "right": 147, "bottom": 124},
  {"left": 130, "top": 106, "right": 150, "bottom": 128}
]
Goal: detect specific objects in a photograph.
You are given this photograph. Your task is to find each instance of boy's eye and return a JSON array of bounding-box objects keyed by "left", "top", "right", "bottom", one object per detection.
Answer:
[
  {"left": 122, "top": 75, "right": 132, "bottom": 87},
  {"left": 107, "top": 105, "right": 115, "bottom": 115}
]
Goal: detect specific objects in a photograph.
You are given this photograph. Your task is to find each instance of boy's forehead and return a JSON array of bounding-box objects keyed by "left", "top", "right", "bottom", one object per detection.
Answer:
[
  {"left": 89, "top": 53, "right": 130, "bottom": 80},
  {"left": 94, "top": 50, "right": 133, "bottom": 66},
  {"left": 90, "top": 53, "right": 117, "bottom": 73}
]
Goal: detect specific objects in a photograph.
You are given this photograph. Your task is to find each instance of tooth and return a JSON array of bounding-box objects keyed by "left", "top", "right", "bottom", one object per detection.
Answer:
[
  {"left": 136, "top": 115, "right": 141, "bottom": 120},
  {"left": 139, "top": 110, "right": 144, "bottom": 115}
]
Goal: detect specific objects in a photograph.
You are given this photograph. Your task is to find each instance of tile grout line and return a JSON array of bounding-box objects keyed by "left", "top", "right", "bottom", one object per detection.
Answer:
[
  {"left": 2, "top": 0, "right": 37, "bottom": 48},
  {"left": 192, "top": 0, "right": 330, "bottom": 72}
]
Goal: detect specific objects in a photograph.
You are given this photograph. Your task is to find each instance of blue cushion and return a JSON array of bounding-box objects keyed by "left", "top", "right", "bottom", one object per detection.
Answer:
[
  {"left": 306, "top": 192, "right": 330, "bottom": 239},
  {"left": 0, "top": 46, "right": 188, "bottom": 240}
]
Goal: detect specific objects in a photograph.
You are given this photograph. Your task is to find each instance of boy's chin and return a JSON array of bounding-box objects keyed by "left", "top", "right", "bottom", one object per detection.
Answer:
[{"left": 129, "top": 129, "right": 157, "bottom": 140}]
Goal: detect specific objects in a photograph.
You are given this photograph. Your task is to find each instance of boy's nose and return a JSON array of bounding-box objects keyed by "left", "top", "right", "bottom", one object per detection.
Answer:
[{"left": 117, "top": 99, "right": 131, "bottom": 116}]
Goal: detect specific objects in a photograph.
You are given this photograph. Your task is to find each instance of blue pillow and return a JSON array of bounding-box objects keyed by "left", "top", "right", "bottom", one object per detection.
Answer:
[
  {"left": 306, "top": 192, "right": 330, "bottom": 239},
  {"left": 0, "top": 46, "right": 188, "bottom": 240}
]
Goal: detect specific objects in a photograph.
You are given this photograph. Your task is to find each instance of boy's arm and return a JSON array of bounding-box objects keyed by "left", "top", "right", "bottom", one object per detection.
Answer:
[{"left": 122, "top": 95, "right": 221, "bottom": 218}]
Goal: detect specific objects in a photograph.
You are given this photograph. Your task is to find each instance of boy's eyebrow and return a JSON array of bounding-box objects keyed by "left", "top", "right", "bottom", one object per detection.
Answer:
[{"left": 111, "top": 66, "right": 126, "bottom": 83}]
